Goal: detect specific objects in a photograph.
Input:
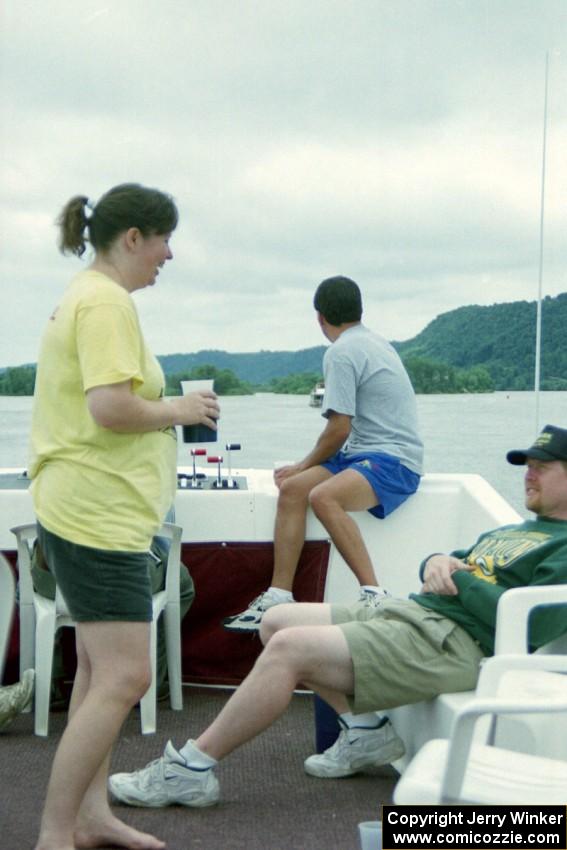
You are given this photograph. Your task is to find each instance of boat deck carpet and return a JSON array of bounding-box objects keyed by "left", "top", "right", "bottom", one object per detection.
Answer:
[{"left": 0, "top": 687, "right": 397, "bottom": 850}]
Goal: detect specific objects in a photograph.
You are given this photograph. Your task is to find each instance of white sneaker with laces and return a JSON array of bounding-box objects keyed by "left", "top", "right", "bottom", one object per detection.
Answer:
[
  {"left": 304, "top": 717, "right": 405, "bottom": 778},
  {"left": 358, "top": 587, "right": 391, "bottom": 608},
  {"left": 222, "top": 590, "right": 295, "bottom": 633},
  {"left": 108, "top": 740, "right": 219, "bottom": 807}
]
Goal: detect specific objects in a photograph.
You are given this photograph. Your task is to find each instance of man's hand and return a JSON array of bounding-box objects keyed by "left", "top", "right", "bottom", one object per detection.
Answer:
[
  {"left": 421, "top": 554, "right": 476, "bottom": 596},
  {"left": 272, "top": 411, "right": 351, "bottom": 490},
  {"left": 273, "top": 463, "right": 303, "bottom": 489}
]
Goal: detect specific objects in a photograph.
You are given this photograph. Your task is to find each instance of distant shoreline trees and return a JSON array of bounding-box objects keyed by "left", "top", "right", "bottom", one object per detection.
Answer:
[
  {"left": 0, "top": 365, "right": 36, "bottom": 396},
  {"left": 3, "top": 293, "right": 565, "bottom": 396},
  {"left": 403, "top": 357, "right": 494, "bottom": 394},
  {"left": 164, "top": 364, "right": 254, "bottom": 396},
  {"left": 268, "top": 372, "right": 323, "bottom": 394},
  {"left": 0, "top": 359, "right": 495, "bottom": 397}
]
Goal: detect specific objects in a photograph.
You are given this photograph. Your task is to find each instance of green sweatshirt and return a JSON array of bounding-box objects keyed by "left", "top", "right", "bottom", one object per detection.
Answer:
[{"left": 411, "top": 517, "right": 567, "bottom": 655}]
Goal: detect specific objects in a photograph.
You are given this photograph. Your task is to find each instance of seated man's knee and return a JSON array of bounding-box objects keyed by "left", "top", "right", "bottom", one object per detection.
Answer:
[
  {"left": 308, "top": 483, "right": 335, "bottom": 519},
  {"left": 256, "top": 628, "right": 303, "bottom": 675},
  {"left": 278, "top": 474, "right": 311, "bottom": 507},
  {"left": 257, "top": 627, "right": 335, "bottom": 687}
]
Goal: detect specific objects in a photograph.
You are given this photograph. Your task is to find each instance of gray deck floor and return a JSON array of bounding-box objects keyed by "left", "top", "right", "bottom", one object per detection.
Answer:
[{"left": 0, "top": 687, "right": 396, "bottom": 850}]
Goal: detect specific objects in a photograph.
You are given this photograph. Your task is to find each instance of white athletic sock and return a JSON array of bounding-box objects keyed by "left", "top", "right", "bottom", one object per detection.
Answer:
[
  {"left": 340, "top": 711, "right": 385, "bottom": 729},
  {"left": 179, "top": 739, "right": 217, "bottom": 769},
  {"left": 266, "top": 586, "right": 294, "bottom": 602}
]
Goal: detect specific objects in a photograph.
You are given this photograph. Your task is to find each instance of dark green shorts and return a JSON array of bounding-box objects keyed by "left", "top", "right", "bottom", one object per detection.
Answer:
[{"left": 37, "top": 523, "right": 153, "bottom": 623}]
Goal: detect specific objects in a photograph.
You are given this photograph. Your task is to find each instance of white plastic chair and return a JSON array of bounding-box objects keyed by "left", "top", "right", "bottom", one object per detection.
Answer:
[
  {"left": 495, "top": 584, "right": 567, "bottom": 654},
  {"left": 389, "top": 582, "right": 567, "bottom": 768},
  {"left": 393, "top": 653, "right": 567, "bottom": 804},
  {"left": 0, "top": 552, "right": 16, "bottom": 681},
  {"left": 10, "top": 521, "right": 183, "bottom": 736}
]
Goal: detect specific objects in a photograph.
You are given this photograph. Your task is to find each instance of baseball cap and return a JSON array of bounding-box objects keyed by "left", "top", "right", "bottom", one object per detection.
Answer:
[{"left": 506, "top": 424, "right": 567, "bottom": 465}]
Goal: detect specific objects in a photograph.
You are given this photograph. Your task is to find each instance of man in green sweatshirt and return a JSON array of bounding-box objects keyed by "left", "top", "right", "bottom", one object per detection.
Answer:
[{"left": 109, "top": 424, "right": 567, "bottom": 808}]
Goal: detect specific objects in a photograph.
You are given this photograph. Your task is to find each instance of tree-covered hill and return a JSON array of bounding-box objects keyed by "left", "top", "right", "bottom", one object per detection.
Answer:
[
  {"left": 394, "top": 293, "right": 567, "bottom": 391},
  {"left": 158, "top": 346, "right": 327, "bottom": 385},
  {"left": 1, "top": 293, "right": 565, "bottom": 394}
]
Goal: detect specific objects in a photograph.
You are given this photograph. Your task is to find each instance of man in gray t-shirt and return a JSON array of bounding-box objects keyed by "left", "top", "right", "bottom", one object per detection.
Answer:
[
  {"left": 224, "top": 276, "right": 423, "bottom": 634},
  {"left": 323, "top": 323, "right": 422, "bottom": 474}
]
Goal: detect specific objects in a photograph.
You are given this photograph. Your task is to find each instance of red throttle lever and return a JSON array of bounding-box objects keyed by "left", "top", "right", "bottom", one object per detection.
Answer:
[
  {"left": 191, "top": 448, "right": 207, "bottom": 483},
  {"left": 208, "top": 455, "right": 223, "bottom": 487}
]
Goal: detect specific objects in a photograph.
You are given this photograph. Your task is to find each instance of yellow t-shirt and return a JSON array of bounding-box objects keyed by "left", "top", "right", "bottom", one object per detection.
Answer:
[{"left": 29, "top": 270, "right": 177, "bottom": 551}]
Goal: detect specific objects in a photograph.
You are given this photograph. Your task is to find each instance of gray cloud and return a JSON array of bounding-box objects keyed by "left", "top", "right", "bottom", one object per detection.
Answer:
[{"left": 1, "top": 0, "right": 566, "bottom": 366}]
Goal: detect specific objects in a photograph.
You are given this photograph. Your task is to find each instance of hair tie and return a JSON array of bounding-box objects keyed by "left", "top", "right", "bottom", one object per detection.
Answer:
[{"left": 83, "top": 199, "right": 94, "bottom": 221}]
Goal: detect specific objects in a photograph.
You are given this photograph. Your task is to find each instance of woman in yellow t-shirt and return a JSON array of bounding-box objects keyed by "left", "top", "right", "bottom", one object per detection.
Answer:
[{"left": 30, "top": 183, "right": 220, "bottom": 850}]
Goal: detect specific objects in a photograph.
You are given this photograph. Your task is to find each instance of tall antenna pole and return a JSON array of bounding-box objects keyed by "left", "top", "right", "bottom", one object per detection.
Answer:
[{"left": 534, "top": 51, "right": 549, "bottom": 432}]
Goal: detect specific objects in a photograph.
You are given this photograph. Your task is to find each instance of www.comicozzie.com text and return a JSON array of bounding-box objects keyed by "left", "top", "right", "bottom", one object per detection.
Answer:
[{"left": 382, "top": 807, "right": 566, "bottom": 849}]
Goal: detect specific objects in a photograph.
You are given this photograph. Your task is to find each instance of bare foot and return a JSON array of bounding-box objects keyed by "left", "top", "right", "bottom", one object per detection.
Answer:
[
  {"left": 75, "top": 813, "right": 165, "bottom": 850},
  {"left": 34, "top": 829, "right": 74, "bottom": 850},
  {"left": 35, "top": 844, "right": 74, "bottom": 850}
]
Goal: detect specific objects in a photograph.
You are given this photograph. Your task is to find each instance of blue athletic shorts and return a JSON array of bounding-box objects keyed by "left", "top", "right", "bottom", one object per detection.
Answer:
[{"left": 321, "top": 450, "right": 420, "bottom": 519}]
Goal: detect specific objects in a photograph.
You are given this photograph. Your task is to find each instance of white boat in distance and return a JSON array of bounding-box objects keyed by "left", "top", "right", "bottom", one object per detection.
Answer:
[{"left": 309, "top": 382, "right": 325, "bottom": 407}]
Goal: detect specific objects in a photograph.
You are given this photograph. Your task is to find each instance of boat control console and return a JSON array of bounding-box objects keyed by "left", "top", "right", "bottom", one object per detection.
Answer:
[
  {"left": 0, "top": 438, "right": 249, "bottom": 494},
  {"left": 178, "top": 472, "right": 247, "bottom": 491},
  {"left": 0, "top": 471, "right": 30, "bottom": 490},
  {"left": 178, "top": 443, "right": 248, "bottom": 490}
]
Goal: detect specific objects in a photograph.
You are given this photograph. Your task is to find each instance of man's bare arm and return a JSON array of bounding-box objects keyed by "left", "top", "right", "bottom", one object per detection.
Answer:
[{"left": 274, "top": 412, "right": 351, "bottom": 487}]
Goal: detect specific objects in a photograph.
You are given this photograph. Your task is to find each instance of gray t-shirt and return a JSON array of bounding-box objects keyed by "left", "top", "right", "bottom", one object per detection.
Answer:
[{"left": 321, "top": 324, "right": 423, "bottom": 474}]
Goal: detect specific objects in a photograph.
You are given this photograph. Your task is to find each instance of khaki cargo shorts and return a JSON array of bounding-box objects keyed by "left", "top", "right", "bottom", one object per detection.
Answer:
[{"left": 332, "top": 598, "right": 485, "bottom": 714}]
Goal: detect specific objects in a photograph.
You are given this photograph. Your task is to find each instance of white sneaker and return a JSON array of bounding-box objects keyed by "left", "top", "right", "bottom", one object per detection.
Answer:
[
  {"left": 108, "top": 740, "right": 219, "bottom": 807},
  {"left": 222, "top": 590, "right": 294, "bottom": 633},
  {"left": 304, "top": 718, "right": 405, "bottom": 778},
  {"left": 0, "top": 669, "right": 34, "bottom": 731},
  {"left": 358, "top": 587, "right": 390, "bottom": 608}
]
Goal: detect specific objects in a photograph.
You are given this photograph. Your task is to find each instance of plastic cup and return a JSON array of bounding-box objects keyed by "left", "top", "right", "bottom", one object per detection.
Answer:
[
  {"left": 358, "top": 821, "right": 382, "bottom": 850},
  {"left": 180, "top": 379, "right": 214, "bottom": 395},
  {"left": 182, "top": 422, "right": 217, "bottom": 443},
  {"left": 181, "top": 380, "right": 217, "bottom": 443}
]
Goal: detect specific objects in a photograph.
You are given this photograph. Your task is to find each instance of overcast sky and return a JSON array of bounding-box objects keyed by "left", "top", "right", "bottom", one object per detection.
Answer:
[{"left": 1, "top": 0, "right": 566, "bottom": 368}]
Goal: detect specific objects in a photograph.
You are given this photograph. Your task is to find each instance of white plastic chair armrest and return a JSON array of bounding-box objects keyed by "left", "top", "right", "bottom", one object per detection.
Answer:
[
  {"left": 441, "top": 684, "right": 567, "bottom": 802},
  {"left": 10, "top": 523, "right": 38, "bottom": 606},
  {"left": 0, "top": 554, "right": 16, "bottom": 679},
  {"left": 476, "top": 652, "right": 567, "bottom": 697},
  {"left": 494, "top": 585, "right": 567, "bottom": 654}
]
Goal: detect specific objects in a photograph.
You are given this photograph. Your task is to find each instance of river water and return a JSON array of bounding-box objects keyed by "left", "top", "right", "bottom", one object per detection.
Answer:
[{"left": 2, "top": 391, "right": 567, "bottom": 517}]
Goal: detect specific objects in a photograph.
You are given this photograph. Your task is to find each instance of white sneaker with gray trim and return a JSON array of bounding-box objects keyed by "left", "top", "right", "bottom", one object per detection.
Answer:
[
  {"left": 222, "top": 590, "right": 295, "bottom": 633},
  {"left": 358, "top": 587, "right": 391, "bottom": 608},
  {"left": 304, "top": 717, "right": 405, "bottom": 778},
  {"left": 108, "top": 740, "right": 219, "bottom": 807}
]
